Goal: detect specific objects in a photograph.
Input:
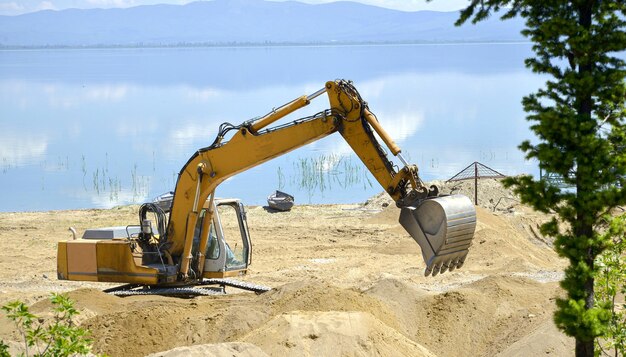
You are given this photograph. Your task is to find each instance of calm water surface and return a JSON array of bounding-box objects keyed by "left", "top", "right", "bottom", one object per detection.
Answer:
[{"left": 0, "top": 44, "right": 543, "bottom": 212}]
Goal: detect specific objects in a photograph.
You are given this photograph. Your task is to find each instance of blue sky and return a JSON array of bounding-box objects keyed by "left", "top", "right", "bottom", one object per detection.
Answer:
[{"left": 0, "top": 0, "right": 469, "bottom": 16}]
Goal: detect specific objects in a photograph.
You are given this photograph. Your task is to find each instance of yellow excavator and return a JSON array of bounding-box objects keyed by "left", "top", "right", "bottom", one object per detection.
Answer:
[{"left": 57, "top": 80, "right": 476, "bottom": 296}]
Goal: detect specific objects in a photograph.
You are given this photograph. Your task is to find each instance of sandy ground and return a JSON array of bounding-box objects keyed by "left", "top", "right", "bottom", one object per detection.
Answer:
[{"left": 0, "top": 179, "right": 578, "bottom": 356}]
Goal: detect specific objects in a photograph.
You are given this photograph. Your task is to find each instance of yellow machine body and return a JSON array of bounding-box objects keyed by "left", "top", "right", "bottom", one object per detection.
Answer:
[
  {"left": 58, "top": 240, "right": 160, "bottom": 284},
  {"left": 58, "top": 198, "right": 251, "bottom": 284}
]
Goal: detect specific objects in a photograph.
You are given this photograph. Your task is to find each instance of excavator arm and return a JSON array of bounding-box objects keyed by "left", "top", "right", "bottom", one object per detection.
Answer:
[{"left": 166, "top": 80, "right": 476, "bottom": 278}]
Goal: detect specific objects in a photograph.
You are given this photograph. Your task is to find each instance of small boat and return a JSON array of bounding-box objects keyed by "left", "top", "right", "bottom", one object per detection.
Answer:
[{"left": 267, "top": 190, "right": 294, "bottom": 211}]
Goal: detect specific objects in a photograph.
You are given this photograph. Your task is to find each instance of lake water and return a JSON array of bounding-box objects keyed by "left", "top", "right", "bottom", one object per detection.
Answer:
[{"left": 0, "top": 43, "right": 543, "bottom": 212}]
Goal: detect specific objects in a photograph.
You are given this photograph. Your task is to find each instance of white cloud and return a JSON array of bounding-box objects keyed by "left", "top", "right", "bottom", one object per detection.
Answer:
[
  {"left": 372, "top": 110, "right": 424, "bottom": 142},
  {"left": 267, "top": 0, "right": 469, "bottom": 12},
  {"left": 170, "top": 123, "right": 207, "bottom": 144},
  {"left": 116, "top": 119, "right": 158, "bottom": 137},
  {"left": 315, "top": 109, "right": 423, "bottom": 161},
  {"left": 43, "top": 85, "right": 79, "bottom": 108},
  {"left": 184, "top": 86, "right": 221, "bottom": 102},
  {"left": 35, "top": 1, "right": 56, "bottom": 11},
  {"left": 86, "top": 0, "right": 138, "bottom": 8},
  {"left": 0, "top": 134, "right": 48, "bottom": 167},
  {"left": 31, "top": 83, "right": 132, "bottom": 108},
  {"left": 88, "top": 187, "right": 150, "bottom": 208},
  {"left": 85, "top": 84, "right": 130, "bottom": 102},
  {"left": 167, "top": 122, "right": 221, "bottom": 156},
  {"left": 0, "top": 2, "right": 23, "bottom": 12},
  {"left": 362, "top": 0, "right": 469, "bottom": 12}
]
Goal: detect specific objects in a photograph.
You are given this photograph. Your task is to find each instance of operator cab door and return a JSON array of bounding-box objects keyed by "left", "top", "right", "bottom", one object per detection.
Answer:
[{"left": 202, "top": 199, "right": 251, "bottom": 278}]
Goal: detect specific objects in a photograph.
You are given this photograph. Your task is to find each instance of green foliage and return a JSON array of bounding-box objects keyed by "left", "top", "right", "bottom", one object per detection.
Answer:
[
  {"left": 0, "top": 341, "right": 9, "bottom": 357},
  {"left": 446, "top": 1, "right": 626, "bottom": 356},
  {"left": 595, "top": 215, "right": 626, "bottom": 356},
  {"left": 0, "top": 293, "right": 95, "bottom": 357}
]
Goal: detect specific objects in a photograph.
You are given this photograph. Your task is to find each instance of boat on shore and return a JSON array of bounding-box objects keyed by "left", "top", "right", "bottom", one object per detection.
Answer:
[{"left": 267, "top": 190, "right": 294, "bottom": 211}]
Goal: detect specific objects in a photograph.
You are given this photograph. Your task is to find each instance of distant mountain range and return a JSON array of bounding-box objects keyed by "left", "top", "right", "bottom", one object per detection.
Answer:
[{"left": 0, "top": 0, "right": 525, "bottom": 47}]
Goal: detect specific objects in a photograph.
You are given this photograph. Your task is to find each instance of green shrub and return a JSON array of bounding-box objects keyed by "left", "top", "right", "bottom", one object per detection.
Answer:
[
  {"left": 0, "top": 293, "right": 95, "bottom": 357},
  {"left": 595, "top": 215, "right": 626, "bottom": 357}
]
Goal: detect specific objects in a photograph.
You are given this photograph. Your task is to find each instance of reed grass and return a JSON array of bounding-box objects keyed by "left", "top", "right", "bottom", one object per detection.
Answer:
[{"left": 279, "top": 153, "right": 373, "bottom": 198}]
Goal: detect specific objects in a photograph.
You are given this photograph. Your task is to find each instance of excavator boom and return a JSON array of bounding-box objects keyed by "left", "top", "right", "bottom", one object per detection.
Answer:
[
  {"left": 168, "top": 80, "right": 476, "bottom": 278},
  {"left": 57, "top": 79, "right": 477, "bottom": 289}
]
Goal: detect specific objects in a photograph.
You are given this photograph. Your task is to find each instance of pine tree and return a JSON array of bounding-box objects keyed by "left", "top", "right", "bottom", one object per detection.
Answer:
[{"left": 450, "top": 1, "right": 626, "bottom": 356}]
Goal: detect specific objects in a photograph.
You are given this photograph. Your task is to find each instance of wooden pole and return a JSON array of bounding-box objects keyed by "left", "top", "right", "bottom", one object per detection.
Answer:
[{"left": 474, "top": 162, "right": 478, "bottom": 206}]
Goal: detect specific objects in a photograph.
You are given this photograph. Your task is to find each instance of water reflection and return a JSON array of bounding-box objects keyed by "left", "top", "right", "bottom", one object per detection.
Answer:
[
  {"left": 0, "top": 43, "right": 543, "bottom": 211},
  {"left": 0, "top": 44, "right": 532, "bottom": 88},
  {"left": 0, "top": 133, "right": 48, "bottom": 168}
]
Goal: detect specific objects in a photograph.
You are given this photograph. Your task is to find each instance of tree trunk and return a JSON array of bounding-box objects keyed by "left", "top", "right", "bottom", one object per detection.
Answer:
[
  {"left": 574, "top": 3, "right": 595, "bottom": 356},
  {"left": 576, "top": 339, "right": 594, "bottom": 356},
  {"left": 572, "top": 220, "right": 596, "bottom": 357}
]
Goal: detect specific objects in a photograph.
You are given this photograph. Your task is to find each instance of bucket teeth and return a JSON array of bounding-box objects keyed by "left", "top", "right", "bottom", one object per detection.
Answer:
[
  {"left": 400, "top": 194, "right": 476, "bottom": 277},
  {"left": 440, "top": 262, "right": 449, "bottom": 274},
  {"left": 431, "top": 265, "right": 440, "bottom": 277}
]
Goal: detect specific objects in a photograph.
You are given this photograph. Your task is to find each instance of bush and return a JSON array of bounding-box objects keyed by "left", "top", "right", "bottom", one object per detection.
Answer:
[
  {"left": 0, "top": 293, "right": 95, "bottom": 357},
  {"left": 595, "top": 215, "right": 626, "bottom": 357}
]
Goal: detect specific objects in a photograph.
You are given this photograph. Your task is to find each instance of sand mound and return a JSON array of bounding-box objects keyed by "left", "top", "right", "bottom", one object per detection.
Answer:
[
  {"left": 366, "top": 201, "right": 564, "bottom": 276},
  {"left": 81, "top": 294, "right": 270, "bottom": 357},
  {"left": 74, "top": 280, "right": 400, "bottom": 356},
  {"left": 469, "top": 207, "right": 564, "bottom": 274},
  {"left": 435, "top": 178, "right": 520, "bottom": 212},
  {"left": 39, "top": 288, "right": 121, "bottom": 313},
  {"left": 264, "top": 279, "right": 400, "bottom": 329},
  {"left": 242, "top": 311, "right": 435, "bottom": 357},
  {"left": 363, "top": 178, "right": 520, "bottom": 213},
  {"left": 496, "top": 320, "right": 574, "bottom": 356},
  {"left": 364, "top": 275, "right": 568, "bottom": 356},
  {"left": 147, "top": 342, "right": 269, "bottom": 357}
]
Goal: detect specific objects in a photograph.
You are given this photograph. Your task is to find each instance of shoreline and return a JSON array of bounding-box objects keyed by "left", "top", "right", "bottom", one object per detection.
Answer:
[{"left": 0, "top": 40, "right": 532, "bottom": 51}]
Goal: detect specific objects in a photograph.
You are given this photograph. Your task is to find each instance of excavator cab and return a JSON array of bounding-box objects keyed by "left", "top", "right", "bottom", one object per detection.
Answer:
[
  {"left": 58, "top": 196, "right": 252, "bottom": 285},
  {"left": 199, "top": 198, "right": 251, "bottom": 278}
]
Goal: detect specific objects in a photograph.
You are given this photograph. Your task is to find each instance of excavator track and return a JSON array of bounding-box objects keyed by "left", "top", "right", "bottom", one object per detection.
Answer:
[
  {"left": 108, "top": 286, "right": 225, "bottom": 297},
  {"left": 200, "top": 278, "right": 272, "bottom": 294},
  {"left": 104, "top": 279, "right": 271, "bottom": 297}
]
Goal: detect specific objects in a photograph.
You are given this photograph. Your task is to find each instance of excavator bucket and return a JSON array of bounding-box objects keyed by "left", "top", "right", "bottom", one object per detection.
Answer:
[{"left": 399, "top": 194, "right": 476, "bottom": 277}]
